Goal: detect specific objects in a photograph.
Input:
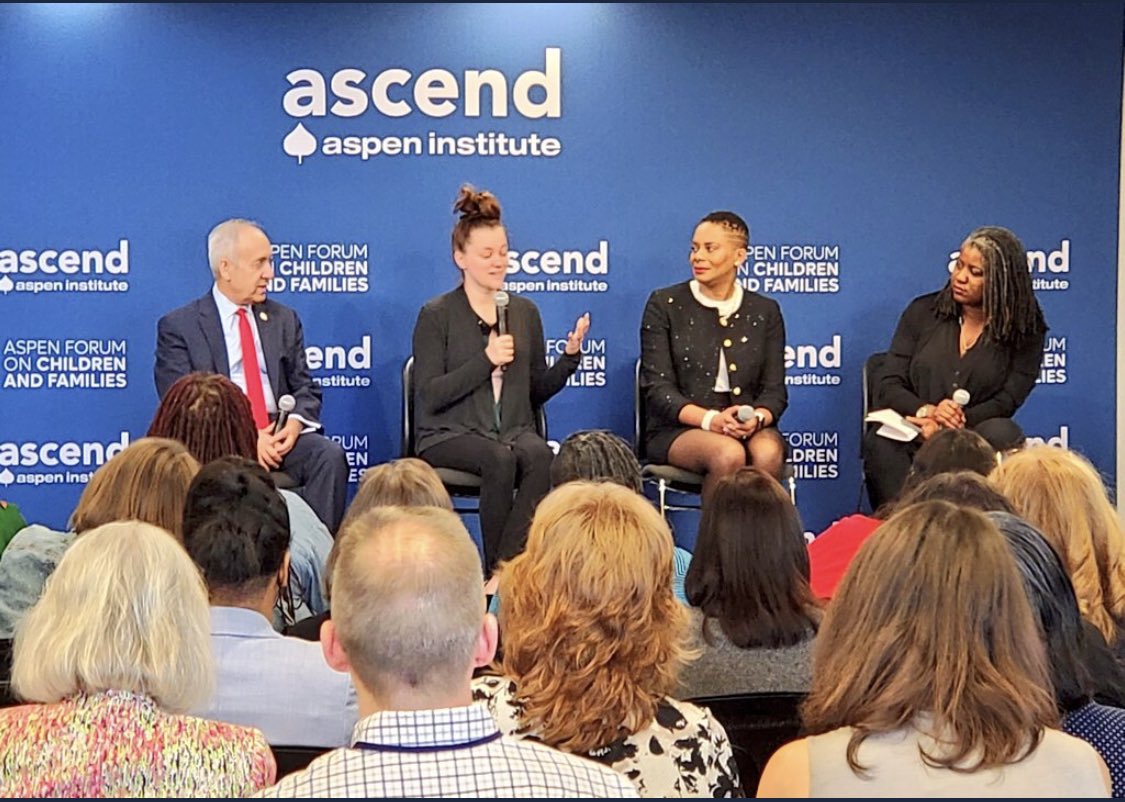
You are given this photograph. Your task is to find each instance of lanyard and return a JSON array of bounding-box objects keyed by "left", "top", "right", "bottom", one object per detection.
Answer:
[{"left": 353, "top": 730, "right": 502, "bottom": 754}]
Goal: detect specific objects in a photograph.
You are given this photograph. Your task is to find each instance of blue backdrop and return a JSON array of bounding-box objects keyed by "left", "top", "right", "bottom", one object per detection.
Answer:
[{"left": 1, "top": 3, "right": 1120, "bottom": 547}]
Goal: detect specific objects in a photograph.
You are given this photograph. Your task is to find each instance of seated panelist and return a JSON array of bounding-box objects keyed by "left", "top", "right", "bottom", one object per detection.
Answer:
[
  {"left": 411, "top": 184, "right": 589, "bottom": 576},
  {"left": 639, "top": 210, "right": 788, "bottom": 499},
  {"left": 863, "top": 225, "right": 1047, "bottom": 510},
  {"left": 154, "top": 218, "right": 348, "bottom": 533}
]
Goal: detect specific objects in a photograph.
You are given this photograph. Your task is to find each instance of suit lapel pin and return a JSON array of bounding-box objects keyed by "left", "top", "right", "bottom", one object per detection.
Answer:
[{"left": 259, "top": 311, "right": 268, "bottom": 322}]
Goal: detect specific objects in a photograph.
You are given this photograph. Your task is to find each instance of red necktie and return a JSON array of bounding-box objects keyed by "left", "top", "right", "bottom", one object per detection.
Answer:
[{"left": 236, "top": 308, "right": 270, "bottom": 430}]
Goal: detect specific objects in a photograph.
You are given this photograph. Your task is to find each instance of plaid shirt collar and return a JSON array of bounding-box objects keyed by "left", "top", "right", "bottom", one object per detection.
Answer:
[{"left": 349, "top": 702, "right": 501, "bottom": 751}]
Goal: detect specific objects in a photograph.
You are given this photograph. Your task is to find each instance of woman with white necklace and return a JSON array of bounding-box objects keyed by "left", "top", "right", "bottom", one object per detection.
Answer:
[{"left": 639, "top": 211, "right": 788, "bottom": 500}]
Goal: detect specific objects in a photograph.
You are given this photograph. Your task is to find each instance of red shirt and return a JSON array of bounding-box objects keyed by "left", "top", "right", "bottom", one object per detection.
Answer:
[{"left": 807, "top": 515, "right": 881, "bottom": 600}]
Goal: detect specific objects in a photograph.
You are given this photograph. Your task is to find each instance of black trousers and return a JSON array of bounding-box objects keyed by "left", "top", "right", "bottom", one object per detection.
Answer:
[
  {"left": 862, "top": 417, "right": 1023, "bottom": 511},
  {"left": 281, "top": 431, "right": 350, "bottom": 534},
  {"left": 420, "top": 431, "right": 554, "bottom": 575}
]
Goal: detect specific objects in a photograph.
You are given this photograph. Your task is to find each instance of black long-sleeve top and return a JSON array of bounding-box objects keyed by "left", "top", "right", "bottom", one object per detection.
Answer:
[
  {"left": 640, "top": 281, "right": 788, "bottom": 453},
  {"left": 412, "top": 286, "right": 579, "bottom": 454},
  {"left": 878, "top": 292, "right": 1046, "bottom": 427}
]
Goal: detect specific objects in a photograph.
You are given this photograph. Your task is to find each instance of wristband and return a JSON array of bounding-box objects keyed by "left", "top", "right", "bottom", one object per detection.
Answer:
[{"left": 700, "top": 410, "right": 719, "bottom": 432}]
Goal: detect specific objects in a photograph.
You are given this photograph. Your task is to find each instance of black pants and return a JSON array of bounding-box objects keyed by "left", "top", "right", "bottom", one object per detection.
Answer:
[
  {"left": 421, "top": 431, "right": 554, "bottom": 575},
  {"left": 281, "top": 432, "right": 350, "bottom": 534},
  {"left": 862, "top": 417, "right": 1023, "bottom": 511}
]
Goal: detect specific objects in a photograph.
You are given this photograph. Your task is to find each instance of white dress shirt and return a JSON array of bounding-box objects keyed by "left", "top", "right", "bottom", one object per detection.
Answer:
[{"left": 211, "top": 284, "right": 315, "bottom": 431}]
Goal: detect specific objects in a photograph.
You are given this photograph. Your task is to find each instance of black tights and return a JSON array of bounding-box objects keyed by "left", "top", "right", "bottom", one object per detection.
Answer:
[
  {"left": 420, "top": 431, "right": 554, "bottom": 575},
  {"left": 667, "top": 426, "right": 787, "bottom": 501}
]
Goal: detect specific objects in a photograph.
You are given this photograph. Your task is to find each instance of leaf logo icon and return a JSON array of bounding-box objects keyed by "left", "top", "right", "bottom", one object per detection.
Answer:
[
  {"left": 0, "top": 277, "right": 13, "bottom": 295},
  {"left": 0, "top": 469, "right": 13, "bottom": 487},
  {"left": 283, "top": 123, "right": 317, "bottom": 165}
]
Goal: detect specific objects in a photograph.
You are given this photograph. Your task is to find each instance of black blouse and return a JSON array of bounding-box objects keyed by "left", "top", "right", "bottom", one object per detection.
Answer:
[
  {"left": 878, "top": 292, "right": 1046, "bottom": 426},
  {"left": 640, "top": 281, "right": 788, "bottom": 444},
  {"left": 411, "top": 286, "right": 579, "bottom": 454}
]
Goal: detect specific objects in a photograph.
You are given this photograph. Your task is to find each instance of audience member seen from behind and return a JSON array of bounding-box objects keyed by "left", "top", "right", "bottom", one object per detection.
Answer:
[
  {"left": 809, "top": 428, "right": 1000, "bottom": 601},
  {"left": 549, "top": 429, "right": 691, "bottom": 603},
  {"left": 862, "top": 225, "right": 1047, "bottom": 509},
  {"left": 285, "top": 458, "right": 453, "bottom": 642},
  {"left": 682, "top": 467, "right": 821, "bottom": 698},
  {"left": 639, "top": 211, "right": 788, "bottom": 497},
  {"left": 992, "top": 511, "right": 1125, "bottom": 797},
  {"left": 992, "top": 446, "right": 1125, "bottom": 657},
  {"left": 0, "top": 521, "right": 274, "bottom": 796},
  {"left": 411, "top": 185, "right": 589, "bottom": 578},
  {"left": 757, "top": 502, "right": 1109, "bottom": 797},
  {"left": 0, "top": 437, "right": 198, "bottom": 638},
  {"left": 254, "top": 506, "right": 637, "bottom": 798},
  {"left": 148, "top": 371, "right": 332, "bottom": 623},
  {"left": 183, "top": 457, "right": 357, "bottom": 748},
  {"left": 474, "top": 482, "right": 742, "bottom": 797}
]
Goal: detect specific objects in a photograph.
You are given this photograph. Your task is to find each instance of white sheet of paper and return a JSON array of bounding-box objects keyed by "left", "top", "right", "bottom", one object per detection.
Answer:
[{"left": 865, "top": 408, "right": 921, "bottom": 442}]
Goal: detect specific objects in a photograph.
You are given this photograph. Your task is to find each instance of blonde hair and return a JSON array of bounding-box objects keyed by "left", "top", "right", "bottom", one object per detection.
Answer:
[
  {"left": 343, "top": 459, "right": 452, "bottom": 527},
  {"left": 327, "top": 459, "right": 454, "bottom": 602},
  {"left": 804, "top": 501, "right": 1056, "bottom": 774},
  {"left": 992, "top": 446, "right": 1125, "bottom": 644},
  {"left": 69, "top": 437, "right": 200, "bottom": 539},
  {"left": 497, "top": 482, "right": 693, "bottom": 753},
  {"left": 332, "top": 507, "right": 484, "bottom": 697},
  {"left": 12, "top": 521, "right": 214, "bottom": 712}
]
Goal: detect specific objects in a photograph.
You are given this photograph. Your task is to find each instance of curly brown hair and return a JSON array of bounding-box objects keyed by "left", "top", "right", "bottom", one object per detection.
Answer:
[{"left": 496, "top": 482, "right": 693, "bottom": 753}]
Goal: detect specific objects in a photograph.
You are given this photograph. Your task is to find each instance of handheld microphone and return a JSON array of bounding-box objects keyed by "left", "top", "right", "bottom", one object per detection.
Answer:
[
  {"left": 737, "top": 405, "right": 755, "bottom": 423},
  {"left": 494, "top": 291, "right": 509, "bottom": 336},
  {"left": 493, "top": 291, "right": 510, "bottom": 372},
  {"left": 273, "top": 394, "right": 296, "bottom": 434},
  {"left": 952, "top": 388, "right": 971, "bottom": 407}
]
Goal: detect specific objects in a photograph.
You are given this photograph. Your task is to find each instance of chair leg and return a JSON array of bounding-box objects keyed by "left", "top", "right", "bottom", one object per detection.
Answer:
[{"left": 658, "top": 478, "right": 668, "bottom": 519}]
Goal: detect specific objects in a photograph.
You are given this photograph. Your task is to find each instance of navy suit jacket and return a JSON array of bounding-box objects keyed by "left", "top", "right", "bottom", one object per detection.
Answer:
[{"left": 154, "top": 292, "right": 323, "bottom": 425}]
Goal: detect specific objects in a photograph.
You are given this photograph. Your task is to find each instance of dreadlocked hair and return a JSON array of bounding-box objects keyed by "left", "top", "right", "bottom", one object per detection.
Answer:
[
  {"left": 935, "top": 226, "right": 1046, "bottom": 346},
  {"left": 147, "top": 372, "right": 258, "bottom": 464},
  {"left": 550, "top": 430, "right": 644, "bottom": 493}
]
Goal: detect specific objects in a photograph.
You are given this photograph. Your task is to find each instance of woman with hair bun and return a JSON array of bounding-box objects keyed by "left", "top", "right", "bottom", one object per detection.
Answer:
[{"left": 411, "top": 184, "right": 590, "bottom": 576}]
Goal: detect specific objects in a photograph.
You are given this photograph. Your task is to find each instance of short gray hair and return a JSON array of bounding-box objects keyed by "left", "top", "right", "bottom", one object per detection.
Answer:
[
  {"left": 12, "top": 521, "right": 214, "bottom": 712},
  {"left": 332, "top": 507, "right": 484, "bottom": 696},
  {"left": 207, "top": 218, "right": 265, "bottom": 279}
]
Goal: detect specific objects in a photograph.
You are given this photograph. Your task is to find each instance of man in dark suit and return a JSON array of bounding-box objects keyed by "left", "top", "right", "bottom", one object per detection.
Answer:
[{"left": 155, "top": 218, "right": 348, "bottom": 532}]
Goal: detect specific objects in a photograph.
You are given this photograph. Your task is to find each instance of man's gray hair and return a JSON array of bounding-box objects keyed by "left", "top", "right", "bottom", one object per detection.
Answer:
[
  {"left": 207, "top": 218, "right": 265, "bottom": 279},
  {"left": 331, "top": 506, "right": 485, "bottom": 696}
]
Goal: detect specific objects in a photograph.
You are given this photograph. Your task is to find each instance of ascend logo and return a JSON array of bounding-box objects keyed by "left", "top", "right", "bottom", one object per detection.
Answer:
[
  {"left": 305, "top": 335, "right": 372, "bottom": 389},
  {"left": 784, "top": 335, "right": 842, "bottom": 387},
  {"left": 0, "top": 240, "right": 130, "bottom": 296},
  {"left": 279, "top": 49, "right": 564, "bottom": 165},
  {"left": 504, "top": 241, "right": 610, "bottom": 295},
  {"left": 283, "top": 49, "right": 561, "bottom": 120},
  {"left": 0, "top": 432, "right": 130, "bottom": 487}
]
